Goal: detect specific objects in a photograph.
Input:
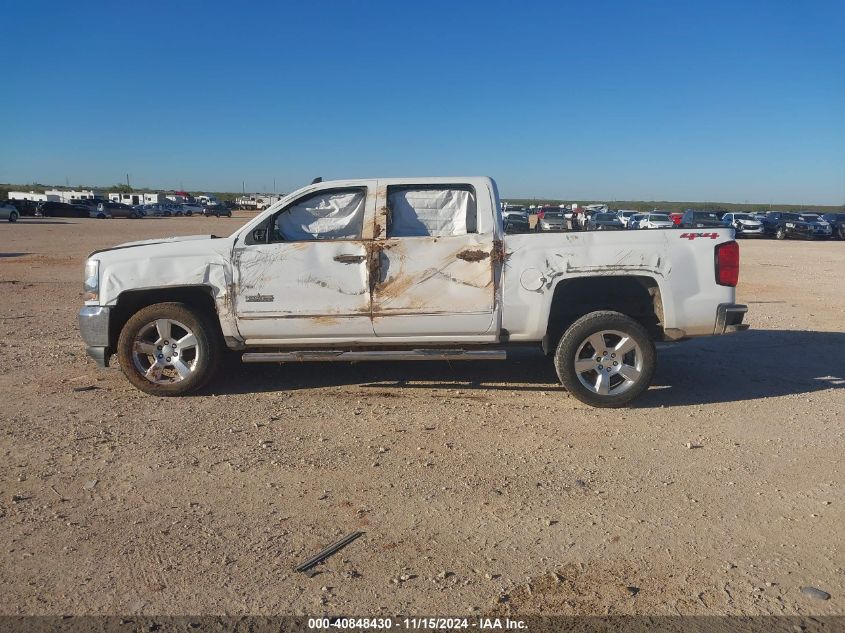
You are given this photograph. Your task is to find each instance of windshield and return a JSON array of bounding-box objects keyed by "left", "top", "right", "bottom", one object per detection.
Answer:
[
  {"left": 649, "top": 214, "right": 671, "bottom": 221},
  {"left": 595, "top": 213, "right": 616, "bottom": 221},
  {"left": 694, "top": 212, "right": 720, "bottom": 219},
  {"left": 733, "top": 213, "right": 752, "bottom": 220},
  {"left": 799, "top": 214, "right": 820, "bottom": 222},
  {"left": 781, "top": 213, "right": 802, "bottom": 221}
]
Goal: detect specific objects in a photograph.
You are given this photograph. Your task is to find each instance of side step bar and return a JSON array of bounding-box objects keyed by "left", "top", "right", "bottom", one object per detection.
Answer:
[{"left": 242, "top": 349, "right": 508, "bottom": 363}]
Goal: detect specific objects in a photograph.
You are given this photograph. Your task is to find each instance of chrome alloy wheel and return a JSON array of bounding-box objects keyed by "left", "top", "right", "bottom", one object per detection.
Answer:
[
  {"left": 573, "top": 329, "right": 643, "bottom": 396},
  {"left": 131, "top": 319, "right": 199, "bottom": 385}
]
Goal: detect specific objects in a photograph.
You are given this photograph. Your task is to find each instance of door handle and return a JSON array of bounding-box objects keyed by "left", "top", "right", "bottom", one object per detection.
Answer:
[{"left": 333, "top": 254, "right": 366, "bottom": 264}]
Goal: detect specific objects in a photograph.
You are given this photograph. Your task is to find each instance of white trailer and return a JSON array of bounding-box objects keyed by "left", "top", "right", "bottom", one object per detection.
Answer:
[
  {"left": 45, "top": 189, "right": 100, "bottom": 203},
  {"left": 109, "top": 192, "right": 164, "bottom": 206},
  {"left": 8, "top": 191, "right": 48, "bottom": 202}
]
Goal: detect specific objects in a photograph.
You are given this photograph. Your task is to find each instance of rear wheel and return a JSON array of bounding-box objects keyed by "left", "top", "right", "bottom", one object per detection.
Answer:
[
  {"left": 554, "top": 311, "right": 656, "bottom": 408},
  {"left": 8, "top": 211, "right": 18, "bottom": 223},
  {"left": 776, "top": 227, "right": 786, "bottom": 240},
  {"left": 117, "top": 302, "right": 221, "bottom": 396}
]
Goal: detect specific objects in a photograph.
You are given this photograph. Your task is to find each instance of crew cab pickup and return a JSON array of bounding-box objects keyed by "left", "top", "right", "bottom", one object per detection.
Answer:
[{"left": 78, "top": 177, "right": 748, "bottom": 407}]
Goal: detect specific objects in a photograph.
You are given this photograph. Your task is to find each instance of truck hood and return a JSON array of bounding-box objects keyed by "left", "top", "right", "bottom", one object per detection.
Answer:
[{"left": 91, "top": 234, "right": 219, "bottom": 256}]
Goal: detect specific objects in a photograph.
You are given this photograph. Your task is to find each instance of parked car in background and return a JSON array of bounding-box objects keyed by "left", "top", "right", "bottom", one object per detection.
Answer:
[
  {"left": 203, "top": 204, "right": 233, "bottom": 218},
  {"left": 139, "top": 203, "right": 179, "bottom": 217},
  {"left": 535, "top": 207, "right": 568, "bottom": 232},
  {"left": 503, "top": 208, "right": 530, "bottom": 233},
  {"left": 669, "top": 212, "right": 683, "bottom": 226},
  {"left": 800, "top": 214, "right": 833, "bottom": 237},
  {"left": 680, "top": 210, "right": 724, "bottom": 229},
  {"left": 178, "top": 203, "right": 204, "bottom": 217},
  {"left": 98, "top": 201, "right": 142, "bottom": 219},
  {"left": 615, "top": 210, "right": 638, "bottom": 227},
  {"left": 36, "top": 201, "right": 89, "bottom": 218},
  {"left": 761, "top": 212, "right": 832, "bottom": 240},
  {"left": 639, "top": 213, "right": 675, "bottom": 229},
  {"left": 722, "top": 212, "right": 764, "bottom": 237},
  {"left": 821, "top": 213, "right": 845, "bottom": 239},
  {"left": 8, "top": 199, "right": 39, "bottom": 216},
  {"left": 588, "top": 212, "right": 624, "bottom": 230},
  {"left": 627, "top": 213, "right": 648, "bottom": 230},
  {"left": 1, "top": 201, "right": 20, "bottom": 222}
]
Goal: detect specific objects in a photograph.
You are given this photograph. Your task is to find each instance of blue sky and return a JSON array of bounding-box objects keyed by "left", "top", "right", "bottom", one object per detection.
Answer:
[{"left": 3, "top": 0, "right": 843, "bottom": 204}]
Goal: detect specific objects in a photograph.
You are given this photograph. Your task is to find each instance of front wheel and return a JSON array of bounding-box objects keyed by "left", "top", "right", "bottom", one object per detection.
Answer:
[
  {"left": 117, "top": 302, "right": 221, "bottom": 396},
  {"left": 9, "top": 211, "right": 18, "bottom": 223},
  {"left": 776, "top": 227, "right": 786, "bottom": 240},
  {"left": 554, "top": 311, "right": 656, "bottom": 408}
]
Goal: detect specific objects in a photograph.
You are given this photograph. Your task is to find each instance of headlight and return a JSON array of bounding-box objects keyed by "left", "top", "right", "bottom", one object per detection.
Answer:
[{"left": 83, "top": 259, "right": 99, "bottom": 301}]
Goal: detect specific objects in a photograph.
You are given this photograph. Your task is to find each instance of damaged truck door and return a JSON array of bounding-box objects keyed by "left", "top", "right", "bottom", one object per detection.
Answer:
[
  {"left": 232, "top": 183, "right": 377, "bottom": 341},
  {"left": 371, "top": 183, "right": 500, "bottom": 338}
]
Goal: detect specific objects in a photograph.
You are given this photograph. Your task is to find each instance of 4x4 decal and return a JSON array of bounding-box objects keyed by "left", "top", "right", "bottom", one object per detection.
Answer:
[{"left": 680, "top": 232, "right": 719, "bottom": 240}]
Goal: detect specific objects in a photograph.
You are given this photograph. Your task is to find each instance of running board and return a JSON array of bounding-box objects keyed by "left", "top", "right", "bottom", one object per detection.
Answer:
[{"left": 241, "top": 349, "right": 508, "bottom": 363}]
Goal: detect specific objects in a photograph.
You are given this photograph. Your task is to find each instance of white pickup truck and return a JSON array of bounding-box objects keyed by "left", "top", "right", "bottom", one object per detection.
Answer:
[{"left": 78, "top": 177, "right": 748, "bottom": 407}]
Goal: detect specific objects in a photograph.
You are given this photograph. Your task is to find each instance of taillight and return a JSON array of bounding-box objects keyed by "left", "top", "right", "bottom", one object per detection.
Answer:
[{"left": 715, "top": 240, "right": 739, "bottom": 286}]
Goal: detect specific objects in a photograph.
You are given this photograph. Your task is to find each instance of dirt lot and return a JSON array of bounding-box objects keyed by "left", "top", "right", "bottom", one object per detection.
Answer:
[{"left": 1, "top": 215, "right": 842, "bottom": 617}]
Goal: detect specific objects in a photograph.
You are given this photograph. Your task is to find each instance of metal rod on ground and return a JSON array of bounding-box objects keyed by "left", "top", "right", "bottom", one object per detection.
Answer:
[{"left": 294, "top": 531, "right": 364, "bottom": 573}]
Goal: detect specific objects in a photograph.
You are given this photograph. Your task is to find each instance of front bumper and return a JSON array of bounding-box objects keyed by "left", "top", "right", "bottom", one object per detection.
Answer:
[
  {"left": 714, "top": 303, "right": 749, "bottom": 335},
  {"left": 78, "top": 306, "right": 112, "bottom": 367}
]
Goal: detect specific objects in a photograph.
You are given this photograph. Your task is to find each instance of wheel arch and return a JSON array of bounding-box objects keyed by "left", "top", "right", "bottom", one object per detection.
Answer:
[
  {"left": 109, "top": 286, "right": 220, "bottom": 350},
  {"left": 543, "top": 275, "right": 665, "bottom": 353}
]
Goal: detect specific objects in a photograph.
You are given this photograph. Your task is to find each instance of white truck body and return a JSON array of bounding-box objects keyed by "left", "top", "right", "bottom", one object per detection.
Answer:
[{"left": 79, "top": 177, "right": 747, "bottom": 406}]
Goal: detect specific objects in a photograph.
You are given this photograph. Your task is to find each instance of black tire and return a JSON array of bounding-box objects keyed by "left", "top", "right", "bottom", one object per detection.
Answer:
[
  {"left": 9, "top": 211, "right": 18, "bottom": 223},
  {"left": 776, "top": 227, "right": 786, "bottom": 240},
  {"left": 186, "top": 211, "right": 192, "bottom": 217},
  {"left": 117, "top": 302, "right": 221, "bottom": 396},
  {"left": 554, "top": 311, "right": 656, "bottom": 408}
]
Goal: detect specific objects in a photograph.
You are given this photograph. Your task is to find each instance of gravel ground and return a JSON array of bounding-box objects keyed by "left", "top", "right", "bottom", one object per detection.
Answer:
[{"left": 0, "top": 216, "right": 842, "bottom": 616}]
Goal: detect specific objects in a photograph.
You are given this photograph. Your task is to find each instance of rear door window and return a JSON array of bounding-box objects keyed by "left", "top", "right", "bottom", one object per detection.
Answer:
[{"left": 386, "top": 186, "right": 477, "bottom": 237}]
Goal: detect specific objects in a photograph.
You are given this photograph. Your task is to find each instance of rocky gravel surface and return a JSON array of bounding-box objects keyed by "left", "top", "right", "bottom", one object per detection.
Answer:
[{"left": 0, "top": 216, "right": 842, "bottom": 616}]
